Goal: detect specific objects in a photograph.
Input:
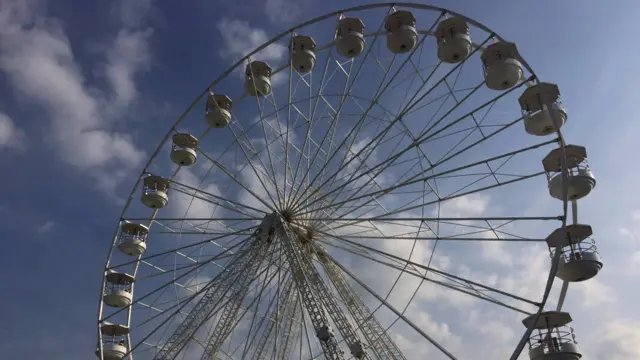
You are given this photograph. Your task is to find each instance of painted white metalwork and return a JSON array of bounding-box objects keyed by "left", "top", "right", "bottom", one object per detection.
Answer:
[
  {"left": 277, "top": 218, "right": 354, "bottom": 359},
  {"left": 317, "top": 246, "right": 407, "bottom": 360},
  {"left": 153, "top": 240, "right": 265, "bottom": 359},
  {"left": 199, "top": 231, "right": 275, "bottom": 359},
  {"left": 96, "top": 4, "right": 592, "bottom": 360}
]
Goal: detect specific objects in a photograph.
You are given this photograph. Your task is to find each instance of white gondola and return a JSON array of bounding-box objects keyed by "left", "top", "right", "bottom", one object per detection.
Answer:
[
  {"left": 335, "top": 17, "right": 365, "bottom": 58},
  {"left": 96, "top": 322, "right": 129, "bottom": 360},
  {"left": 103, "top": 271, "right": 134, "bottom": 308},
  {"left": 519, "top": 82, "right": 567, "bottom": 136},
  {"left": 435, "top": 17, "right": 472, "bottom": 63},
  {"left": 291, "top": 35, "right": 317, "bottom": 73},
  {"left": 546, "top": 224, "right": 603, "bottom": 282},
  {"left": 522, "top": 311, "right": 582, "bottom": 360},
  {"left": 542, "top": 145, "right": 596, "bottom": 201},
  {"left": 205, "top": 93, "right": 232, "bottom": 128},
  {"left": 481, "top": 41, "right": 523, "bottom": 90},
  {"left": 170, "top": 133, "right": 198, "bottom": 166},
  {"left": 117, "top": 222, "right": 149, "bottom": 256},
  {"left": 141, "top": 174, "right": 170, "bottom": 209},
  {"left": 385, "top": 10, "right": 417, "bottom": 54},
  {"left": 245, "top": 61, "right": 272, "bottom": 97},
  {"left": 316, "top": 325, "right": 335, "bottom": 342}
]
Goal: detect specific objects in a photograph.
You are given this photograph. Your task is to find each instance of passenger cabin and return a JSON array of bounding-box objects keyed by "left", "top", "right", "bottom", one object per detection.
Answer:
[
  {"left": 481, "top": 41, "right": 523, "bottom": 90},
  {"left": 523, "top": 311, "right": 582, "bottom": 360},
  {"left": 542, "top": 145, "right": 596, "bottom": 201},
  {"left": 435, "top": 17, "right": 472, "bottom": 63},
  {"left": 335, "top": 17, "right": 366, "bottom": 58},
  {"left": 519, "top": 82, "right": 567, "bottom": 136},
  {"left": 546, "top": 224, "right": 603, "bottom": 282}
]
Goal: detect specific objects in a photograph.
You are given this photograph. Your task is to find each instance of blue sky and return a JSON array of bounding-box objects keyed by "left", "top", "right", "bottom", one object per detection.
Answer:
[{"left": 1, "top": 0, "right": 639, "bottom": 359}]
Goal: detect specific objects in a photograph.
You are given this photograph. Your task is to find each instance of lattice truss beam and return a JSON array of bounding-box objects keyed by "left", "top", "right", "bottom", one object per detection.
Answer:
[{"left": 153, "top": 215, "right": 409, "bottom": 360}]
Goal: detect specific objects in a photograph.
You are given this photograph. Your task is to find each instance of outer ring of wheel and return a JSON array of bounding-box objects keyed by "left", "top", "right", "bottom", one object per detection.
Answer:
[{"left": 96, "top": 4, "right": 570, "bottom": 359}]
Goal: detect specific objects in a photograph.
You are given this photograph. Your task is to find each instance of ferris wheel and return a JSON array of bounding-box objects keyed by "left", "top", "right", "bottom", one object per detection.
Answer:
[{"left": 96, "top": 4, "right": 601, "bottom": 360}]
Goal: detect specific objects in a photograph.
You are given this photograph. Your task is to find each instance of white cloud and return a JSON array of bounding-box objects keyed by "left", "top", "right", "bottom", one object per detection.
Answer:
[
  {"left": 619, "top": 210, "right": 640, "bottom": 243},
  {"left": 393, "top": 333, "right": 429, "bottom": 358},
  {"left": 574, "top": 278, "right": 617, "bottom": 309},
  {"left": 437, "top": 193, "right": 488, "bottom": 218},
  {"left": 591, "top": 321, "right": 640, "bottom": 360},
  {"left": 413, "top": 310, "right": 460, "bottom": 345},
  {"left": 373, "top": 307, "right": 462, "bottom": 359},
  {"left": 0, "top": 112, "right": 25, "bottom": 149},
  {"left": 36, "top": 220, "right": 55, "bottom": 234},
  {"left": 105, "top": 28, "right": 153, "bottom": 109},
  {"left": 171, "top": 167, "right": 222, "bottom": 223},
  {"left": 630, "top": 250, "right": 640, "bottom": 272},
  {"left": 215, "top": 18, "right": 290, "bottom": 90},
  {"left": 0, "top": 0, "right": 150, "bottom": 194},
  {"left": 216, "top": 19, "right": 287, "bottom": 64},
  {"left": 465, "top": 309, "right": 516, "bottom": 341},
  {"left": 264, "top": 0, "right": 302, "bottom": 25},
  {"left": 116, "top": 0, "right": 155, "bottom": 28}
]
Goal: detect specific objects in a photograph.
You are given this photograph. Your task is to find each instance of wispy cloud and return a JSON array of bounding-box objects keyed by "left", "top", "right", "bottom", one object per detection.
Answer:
[
  {"left": 216, "top": 18, "right": 287, "bottom": 64},
  {"left": 0, "top": 0, "right": 153, "bottom": 195},
  {"left": 0, "top": 112, "right": 25, "bottom": 150},
  {"left": 264, "top": 0, "right": 302, "bottom": 26},
  {"left": 592, "top": 320, "right": 640, "bottom": 360},
  {"left": 36, "top": 220, "right": 55, "bottom": 234},
  {"left": 105, "top": 28, "right": 153, "bottom": 110}
]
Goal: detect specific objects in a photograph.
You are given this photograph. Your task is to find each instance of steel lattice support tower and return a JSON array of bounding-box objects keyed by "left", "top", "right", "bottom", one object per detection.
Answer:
[
  {"left": 154, "top": 239, "right": 265, "bottom": 359},
  {"left": 277, "top": 221, "right": 345, "bottom": 360},
  {"left": 200, "top": 242, "right": 275, "bottom": 359},
  {"left": 277, "top": 218, "right": 369, "bottom": 360},
  {"left": 316, "top": 246, "right": 407, "bottom": 360},
  {"left": 250, "top": 278, "right": 295, "bottom": 360},
  {"left": 275, "top": 285, "right": 302, "bottom": 360}
]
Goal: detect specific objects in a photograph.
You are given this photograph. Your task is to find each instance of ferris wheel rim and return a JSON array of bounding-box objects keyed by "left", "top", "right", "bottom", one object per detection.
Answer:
[
  {"left": 95, "top": 4, "right": 577, "bottom": 360},
  {"left": 104, "top": 2, "right": 544, "bottom": 249}
]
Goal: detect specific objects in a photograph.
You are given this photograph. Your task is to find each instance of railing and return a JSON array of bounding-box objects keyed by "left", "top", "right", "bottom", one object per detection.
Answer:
[
  {"left": 547, "top": 163, "right": 592, "bottom": 181},
  {"left": 101, "top": 337, "right": 128, "bottom": 346},
  {"left": 118, "top": 231, "right": 147, "bottom": 245},
  {"left": 171, "top": 143, "right": 194, "bottom": 152},
  {"left": 104, "top": 283, "right": 132, "bottom": 295},
  {"left": 143, "top": 186, "right": 168, "bottom": 194},
  {"left": 528, "top": 326, "right": 577, "bottom": 353},
  {"left": 522, "top": 100, "right": 565, "bottom": 118},
  {"left": 550, "top": 237, "right": 599, "bottom": 262}
]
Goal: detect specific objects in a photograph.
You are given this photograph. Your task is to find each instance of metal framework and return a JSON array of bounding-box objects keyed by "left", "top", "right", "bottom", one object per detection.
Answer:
[
  {"left": 154, "top": 240, "right": 266, "bottom": 359},
  {"left": 94, "top": 3, "right": 585, "bottom": 360},
  {"left": 316, "top": 246, "right": 407, "bottom": 360}
]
